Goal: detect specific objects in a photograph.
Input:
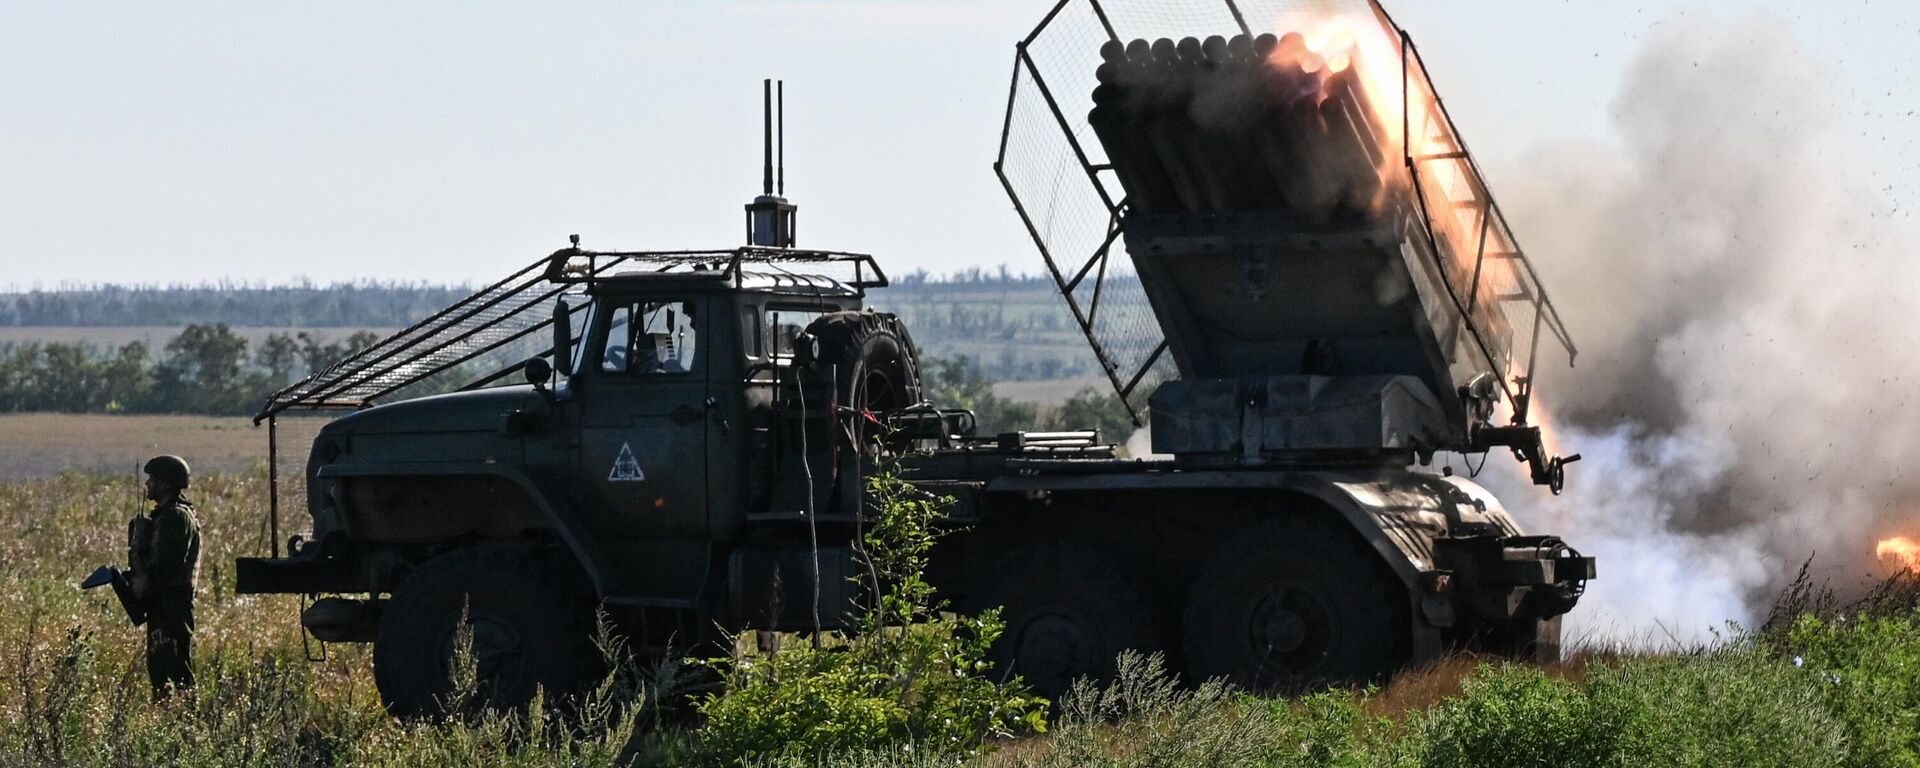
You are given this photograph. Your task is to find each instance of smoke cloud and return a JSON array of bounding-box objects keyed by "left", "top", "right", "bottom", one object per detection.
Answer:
[{"left": 1476, "top": 13, "right": 1920, "bottom": 645}]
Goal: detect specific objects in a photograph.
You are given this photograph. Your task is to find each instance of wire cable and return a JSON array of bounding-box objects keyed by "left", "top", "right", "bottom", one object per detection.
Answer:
[{"left": 795, "top": 365, "right": 825, "bottom": 647}]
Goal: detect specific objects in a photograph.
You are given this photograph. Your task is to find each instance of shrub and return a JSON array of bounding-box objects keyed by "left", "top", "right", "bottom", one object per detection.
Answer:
[
  {"left": 1787, "top": 610, "right": 1920, "bottom": 768},
  {"left": 693, "top": 466, "right": 1046, "bottom": 764},
  {"left": 1587, "top": 650, "right": 1848, "bottom": 768},
  {"left": 1418, "top": 663, "right": 1612, "bottom": 768},
  {"left": 934, "top": 651, "right": 1412, "bottom": 768}
]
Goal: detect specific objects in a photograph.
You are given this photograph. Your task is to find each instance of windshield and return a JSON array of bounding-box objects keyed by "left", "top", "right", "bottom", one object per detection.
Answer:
[{"left": 600, "top": 299, "right": 699, "bottom": 375}]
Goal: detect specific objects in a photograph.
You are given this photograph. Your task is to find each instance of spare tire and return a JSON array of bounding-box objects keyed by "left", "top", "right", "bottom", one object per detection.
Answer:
[{"left": 800, "top": 311, "right": 923, "bottom": 414}]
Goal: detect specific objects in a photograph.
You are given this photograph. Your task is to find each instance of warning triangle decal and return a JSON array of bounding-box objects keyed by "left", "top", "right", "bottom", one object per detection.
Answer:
[{"left": 609, "top": 442, "right": 646, "bottom": 482}]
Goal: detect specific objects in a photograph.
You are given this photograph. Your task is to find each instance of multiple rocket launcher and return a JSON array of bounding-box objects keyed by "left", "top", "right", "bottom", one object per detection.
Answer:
[
  {"left": 993, "top": 1, "right": 1575, "bottom": 485},
  {"left": 1080, "top": 22, "right": 1569, "bottom": 485},
  {"left": 1089, "top": 31, "right": 1392, "bottom": 220}
]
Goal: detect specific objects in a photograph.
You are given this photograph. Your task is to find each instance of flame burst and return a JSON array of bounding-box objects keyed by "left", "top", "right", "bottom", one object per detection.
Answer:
[
  {"left": 1269, "top": 9, "right": 1559, "bottom": 440},
  {"left": 1264, "top": 11, "right": 1407, "bottom": 148},
  {"left": 1878, "top": 536, "right": 1920, "bottom": 573}
]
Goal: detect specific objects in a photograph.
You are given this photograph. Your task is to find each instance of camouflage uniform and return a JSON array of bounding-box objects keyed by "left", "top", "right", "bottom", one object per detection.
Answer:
[{"left": 133, "top": 493, "right": 200, "bottom": 698}]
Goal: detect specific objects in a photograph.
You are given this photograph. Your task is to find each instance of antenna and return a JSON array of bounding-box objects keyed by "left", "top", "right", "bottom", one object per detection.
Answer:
[
  {"left": 777, "top": 80, "right": 785, "bottom": 196},
  {"left": 745, "top": 78, "right": 797, "bottom": 248},
  {"left": 762, "top": 79, "right": 774, "bottom": 196}
]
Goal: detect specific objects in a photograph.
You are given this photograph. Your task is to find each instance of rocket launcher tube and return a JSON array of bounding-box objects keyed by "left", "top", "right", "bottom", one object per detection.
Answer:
[
  {"left": 1134, "top": 42, "right": 1208, "bottom": 213},
  {"left": 1317, "top": 70, "right": 1388, "bottom": 213}
]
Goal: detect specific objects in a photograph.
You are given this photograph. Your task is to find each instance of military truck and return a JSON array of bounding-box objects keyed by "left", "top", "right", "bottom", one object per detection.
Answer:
[{"left": 238, "top": 2, "right": 1593, "bottom": 716}]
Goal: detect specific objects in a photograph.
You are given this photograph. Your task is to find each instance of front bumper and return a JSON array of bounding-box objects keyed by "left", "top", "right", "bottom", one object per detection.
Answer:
[{"left": 235, "top": 552, "right": 363, "bottom": 595}]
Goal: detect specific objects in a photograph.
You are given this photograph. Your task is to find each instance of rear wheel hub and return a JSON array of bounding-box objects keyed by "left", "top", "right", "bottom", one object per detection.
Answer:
[{"left": 1246, "top": 583, "right": 1333, "bottom": 675}]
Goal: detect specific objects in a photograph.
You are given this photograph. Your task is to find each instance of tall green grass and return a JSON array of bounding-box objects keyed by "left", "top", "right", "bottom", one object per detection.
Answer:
[{"left": 3, "top": 469, "right": 1918, "bottom": 767}]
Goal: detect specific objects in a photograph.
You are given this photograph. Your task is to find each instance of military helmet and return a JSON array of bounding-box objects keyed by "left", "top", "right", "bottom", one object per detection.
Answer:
[{"left": 143, "top": 455, "right": 191, "bottom": 489}]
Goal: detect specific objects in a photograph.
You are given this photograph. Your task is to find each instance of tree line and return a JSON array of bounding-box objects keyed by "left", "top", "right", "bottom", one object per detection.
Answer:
[
  {"left": 0, "top": 325, "right": 379, "bottom": 415},
  {"left": 0, "top": 282, "right": 472, "bottom": 327},
  {"left": 0, "top": 324, "right": 1139, "bottom": 439},
  {"left": 0, "top": 272, "right": 1072, "bottom": 328},
  {"left": 3, "top": 277, "right": 1122, "bottom": 383}
]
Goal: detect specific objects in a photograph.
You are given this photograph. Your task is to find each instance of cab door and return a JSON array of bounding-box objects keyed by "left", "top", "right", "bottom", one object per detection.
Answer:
[{"left": 578, "top": 296, "right": 710, "bottom": 543}]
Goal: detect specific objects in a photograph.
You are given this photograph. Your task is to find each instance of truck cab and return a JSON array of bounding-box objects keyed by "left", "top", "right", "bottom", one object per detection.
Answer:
[
  {"left": 559, "top": 267, "right": 865, "bottom": 600},
  {"left": 238, "top": 247, "right": 915, "bottom": 715}
]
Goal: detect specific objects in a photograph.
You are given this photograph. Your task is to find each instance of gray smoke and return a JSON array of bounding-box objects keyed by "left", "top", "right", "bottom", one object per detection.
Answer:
[{"left": 1475, "top": 12, "right": 1920, "bottom": 645}]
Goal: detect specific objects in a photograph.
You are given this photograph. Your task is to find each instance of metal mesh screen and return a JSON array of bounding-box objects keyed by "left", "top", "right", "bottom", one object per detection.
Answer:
[
  {"left": 258, "top": 257, "right": 587, "bottom": 418},
  {"left": 1398, "top": 43, "right": 1573, "bottom": 398}
]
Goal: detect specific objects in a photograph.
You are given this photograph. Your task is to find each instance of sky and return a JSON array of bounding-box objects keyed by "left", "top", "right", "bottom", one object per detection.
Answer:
[{"left": 2, "top": 0, "right": 1916, "bottom": 288}]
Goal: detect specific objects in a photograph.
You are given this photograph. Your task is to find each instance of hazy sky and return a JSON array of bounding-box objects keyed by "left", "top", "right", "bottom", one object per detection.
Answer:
[{"left": 3, "top": 0, "right": 1915, "bottom": 287}]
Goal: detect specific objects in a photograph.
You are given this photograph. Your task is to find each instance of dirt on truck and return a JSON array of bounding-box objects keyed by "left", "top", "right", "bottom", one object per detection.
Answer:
[{"left": 236, "top": 0, "right": 1593, "bottom": 716}]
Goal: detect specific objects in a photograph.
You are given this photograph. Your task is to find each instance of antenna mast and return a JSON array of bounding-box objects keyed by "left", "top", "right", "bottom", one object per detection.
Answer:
[
  {"left": 746, "top": 78, "right": 796, "bottom": 247},
  {"left": 777, "top": 81, "right": 785, "bottom": 196}
]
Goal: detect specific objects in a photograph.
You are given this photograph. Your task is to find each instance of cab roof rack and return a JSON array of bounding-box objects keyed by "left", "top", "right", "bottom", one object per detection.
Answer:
[
  {"left": 256, "top": 244, "right": 886, "bottom": 423},
  {"left": 543, "top": 246, "right": 887, "bottom": 291}
]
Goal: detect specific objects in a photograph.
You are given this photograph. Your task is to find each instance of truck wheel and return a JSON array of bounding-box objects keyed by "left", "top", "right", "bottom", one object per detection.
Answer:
[
  {"left": 802, "top": 311, "right": 922, "bottom": 414},
  {"left": 1182, "top": 517, "right": 1407, "bottom": 691},
  {"left": 1526, "top": 615, "right": 1564, "bottom": 664},
  {"left": 962, "top": 544, "right": 1167, "bottom": 700},
  {"left": 373, "top": 545, "right": 598, "bottom": 718},
  {"left": 1486, "top": 615, "right": 1562, "bottom": 664}
]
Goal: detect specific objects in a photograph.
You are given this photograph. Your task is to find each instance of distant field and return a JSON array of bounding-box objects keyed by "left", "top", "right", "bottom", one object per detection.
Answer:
[
  {"left": 0, "top": 325, "right": 394, "bottom": 349},
  {"left": 993, "top": 375, "right": 1112, "bottom": 404},
  {"left": 0, "top": 413, "right": 330, "bottom": 479},
  {"left": 0, "top": 387, "right": 1126, "bottom": 479}
]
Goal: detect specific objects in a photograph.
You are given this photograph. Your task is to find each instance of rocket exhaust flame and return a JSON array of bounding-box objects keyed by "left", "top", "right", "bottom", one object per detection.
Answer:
[{"left": 1878, "top": 537, "right": 1920, "bottom": 574}]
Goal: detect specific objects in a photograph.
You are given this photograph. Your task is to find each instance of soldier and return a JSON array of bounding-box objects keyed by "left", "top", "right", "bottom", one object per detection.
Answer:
[{"left": 132, "top": 454, "right": 201, "bottom": 699}]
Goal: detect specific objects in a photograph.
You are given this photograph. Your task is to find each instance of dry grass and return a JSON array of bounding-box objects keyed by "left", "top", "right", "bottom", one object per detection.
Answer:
[
  {"left": 0, "top": 469, "right": 378, "bottom": 719},
  {"left": 1362, "top": 647, "right": 1626, "bottom": 723},
  {"left": 990, "top": 376, "right": 1111, "bottom": 405},
  {"left": 1362, "top": 655, "right": 1481, "bottom": 720},
  {"left": 0, "top": 413, "right": 331, "bottom": 480}
]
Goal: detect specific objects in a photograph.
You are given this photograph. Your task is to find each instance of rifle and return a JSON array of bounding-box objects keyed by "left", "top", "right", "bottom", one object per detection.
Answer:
[
  {"left": 79, "top": 464, "right": 149, "bottom": 627},
  {"left": 80, "top": 566, "right": 146, "bottom": 626}
]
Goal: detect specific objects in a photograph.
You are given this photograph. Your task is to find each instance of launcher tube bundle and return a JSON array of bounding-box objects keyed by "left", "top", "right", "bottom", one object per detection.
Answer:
[
  {"left": 996, "top": 0, "right": 1576, "bottom": 487},
  {"left": 1089, "top": 32, "right": 1388, "bottom": 220}
]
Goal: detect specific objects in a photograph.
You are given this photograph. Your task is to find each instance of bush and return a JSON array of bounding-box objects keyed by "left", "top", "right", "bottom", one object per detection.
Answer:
[
  {"left": 1588, "top": 651, "right": 1849, "bottom": 768},
  {"left": 693, "top": 466, "right": 1046, "bottom": 764},
  {"left": 1787, "top": 611, "right": 1920, "bottom": 768},
  {"left": 1418, "top": 663, "right": 1612, "bottom": 768},
  {"left": 900, "top": 651, "right": 1412, "bottom": 768},
  {"left": 1419, "top": 651, "right": 1851, "bottom": 768}
]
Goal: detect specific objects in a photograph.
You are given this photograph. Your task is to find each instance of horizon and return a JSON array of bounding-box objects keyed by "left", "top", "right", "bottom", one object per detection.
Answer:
[{"left": 0, "top": 263, "right": 1059, "bottom": 295}]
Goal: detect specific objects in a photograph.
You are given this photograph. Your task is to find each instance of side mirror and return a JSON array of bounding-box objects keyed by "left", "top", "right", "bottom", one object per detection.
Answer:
[
  {"left": 553, "top": 297, "right": 575, "bottom": 376},
  {"left": 523, "top": 357, "right": 553, "bottom": 389}
]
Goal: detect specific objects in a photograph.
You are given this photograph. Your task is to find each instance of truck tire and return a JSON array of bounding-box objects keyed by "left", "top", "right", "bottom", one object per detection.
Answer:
[
  {"left": 801, "top": 311, "right": 922, "bottom": 414},
  {"left": 961, "top": 543, "right": 1167, "bottom": 700},
  {"left": 1182, "top": 517, "right": 1408, "bottom": 692},
  {"left": 1527, "top": 615, "right": 1564, "bottom": 664},
  {"left": 1484, "top": 614, "right": 1562, "bottom": 664},
  {"left": 373, "top": 544, "right": 598, "bottom": 717}
]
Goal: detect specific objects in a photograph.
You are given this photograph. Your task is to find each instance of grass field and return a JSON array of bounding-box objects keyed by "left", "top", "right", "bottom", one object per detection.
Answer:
[
  {"left": 2, "top": 423, "right": 1919, "bottom": 766},
  {"left": 990, "top": 375, "right": 1112, "bottom": 405},
  {"left": 0, "top": 413, "right": 330, "bottom": 480}
]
